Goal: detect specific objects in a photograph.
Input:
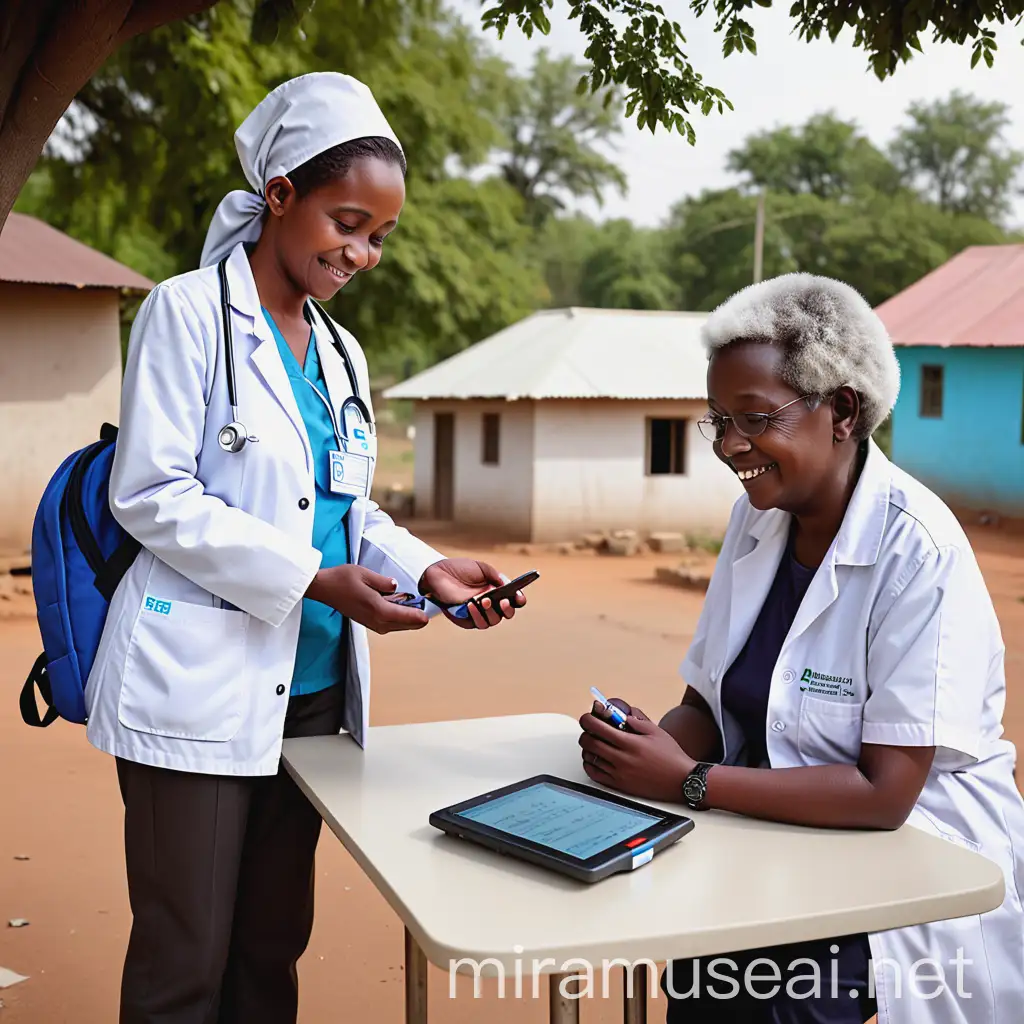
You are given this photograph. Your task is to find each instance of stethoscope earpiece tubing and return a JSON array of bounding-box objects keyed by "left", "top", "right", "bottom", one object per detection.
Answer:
[
  {"left": 215, "top": 257, "right": 372, "bottom": 453},
  {"left": 218, "top": 259, "right": 239, "bottom": 411}
]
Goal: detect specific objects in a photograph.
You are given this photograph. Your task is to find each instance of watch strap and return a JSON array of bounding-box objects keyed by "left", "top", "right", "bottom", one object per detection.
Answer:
[{"left": 683, "top": 761, "right": 714, "bottom": 810}]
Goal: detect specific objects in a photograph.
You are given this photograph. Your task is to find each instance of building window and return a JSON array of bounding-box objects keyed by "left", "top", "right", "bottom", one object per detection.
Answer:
[
  {"left": 647, "top": 418, "right": 687, "bottom": 475},
  {"left": 920, "top": 365, "right": 944, "bottom": 418},
  {"left": 481, "top": 412, "right": 500, "bottom": 465}
]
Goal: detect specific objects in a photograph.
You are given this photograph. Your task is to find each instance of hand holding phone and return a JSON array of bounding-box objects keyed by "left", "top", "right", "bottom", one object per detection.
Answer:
[{"left": 425, "top": 569, "right": 539, "bottom": 621}]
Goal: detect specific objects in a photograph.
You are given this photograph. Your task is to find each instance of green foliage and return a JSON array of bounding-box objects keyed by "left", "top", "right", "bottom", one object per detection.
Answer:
[
  {"left": 531, "top": 93, "right": 1023, "bottom": 323},
  {"left": 890, "top": 90, "right": 1024, "bottom": 223},
  {"left": 536, "top": 213, "right": 605, "bottom": 306},
  {"left": 482, "top": 0, "right": 734, "bottom": 142},
  {"left": 474, "top": 0, "right": 1024, "bottom": 145},
  {"left": 658, "top": 104, "right": 1022, "bottom": 313},
  {"left": 873, "top": 415, "right": 892, "bottom": 457},
  {"left": 3, "top": 0, "right": 1021, "bottom": 250},
  {"left": 692, "top": 1, "right": 1024, "bottom": 82},
  {"left": 493, "top": 48, "right": 627, "bottom": 225},
  {"left": 535, "top": 214, "right": 677, "bottom": 310},
  {"left": 15, "top": 0, "right": 547, "bottom": 376},
  {"left": 13, "top": 0, "right": 1024, "bottom": 386},
  {"left": 686, "top": 531, "right": 723, "bottom": 555},
  {"left": 726, "top": 112, "right": 902, "bottom": 199},
  {"left": 577, "top": 219, "right": 677, "bottom": 309}
]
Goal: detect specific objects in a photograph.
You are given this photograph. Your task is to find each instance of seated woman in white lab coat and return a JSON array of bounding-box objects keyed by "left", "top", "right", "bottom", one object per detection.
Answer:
[
  {"left": 84, "top": 73, "right": 526, "bottom": 1024},
  {"left": 577, "top": 273, "right": 1024, "bottom": 1024}
]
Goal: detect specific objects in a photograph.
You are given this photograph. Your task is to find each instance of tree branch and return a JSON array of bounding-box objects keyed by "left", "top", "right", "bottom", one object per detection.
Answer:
[
  {"left": 0, "top": 0, "right": 135, "bottom": 226},
  {"left": 118, "top": 0, "right": 220, "bottom": 45},
  {"left": 0, "top": 0, "right": 222, "bottom": 227},
  {"left": 0, "top": 0, "right": 62, "bottom": 125}
]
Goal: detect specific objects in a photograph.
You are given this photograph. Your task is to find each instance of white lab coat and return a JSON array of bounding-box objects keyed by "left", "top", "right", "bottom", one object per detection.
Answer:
[
  {"left": 84, "top": 242, "right": 445, "bottom": 776},
  {"left": 682, "top": 440, "right": 1024, "bottom": 1023}
]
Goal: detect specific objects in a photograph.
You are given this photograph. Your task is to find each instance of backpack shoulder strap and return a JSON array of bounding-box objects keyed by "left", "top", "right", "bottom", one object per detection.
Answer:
[{"left": 20, "top": 654, "right": 59, "bottom": 728}]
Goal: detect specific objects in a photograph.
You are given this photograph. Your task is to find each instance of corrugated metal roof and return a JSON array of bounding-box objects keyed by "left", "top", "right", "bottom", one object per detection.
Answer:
[
  {"left": 383, "top": 307, "right": 712, "bottom": 401},
  {"left": 874, "top": 244, "right": 1024, "bottom": 348},
  {"left": 0, "top": 213, "right": 155, "bottom": 292}
]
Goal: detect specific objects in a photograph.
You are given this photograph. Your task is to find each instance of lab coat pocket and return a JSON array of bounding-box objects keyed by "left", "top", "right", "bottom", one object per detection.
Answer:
[
  {"left": 118, "top": 600, "right": 248, "bottom": 741},
  {"left": 913, "top": 805, "right": 982, "bottom": 854},
  {"left": 796, "top": 695, "right": 864, "bottom": 766}
]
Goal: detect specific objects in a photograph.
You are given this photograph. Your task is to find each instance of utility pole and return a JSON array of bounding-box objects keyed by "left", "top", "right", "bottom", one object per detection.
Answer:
[{"left": 753, "top": 188, "right": 766, "bottom": 284}]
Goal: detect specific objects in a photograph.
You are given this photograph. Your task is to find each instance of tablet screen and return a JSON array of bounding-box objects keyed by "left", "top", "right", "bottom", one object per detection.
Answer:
[{"left": 455, "top": 782, "right": 662, "bottom": 860}]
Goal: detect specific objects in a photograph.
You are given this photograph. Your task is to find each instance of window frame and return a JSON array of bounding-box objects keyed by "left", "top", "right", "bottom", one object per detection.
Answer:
[
  {"left": 646, "top": 417, "right": 688, "bottom": 476},
  {"left": 481, "top": 411, "right": 501, "bottom": 466},
  {"left": 919, "top": 364, "right": 944, "bottom": 419}
]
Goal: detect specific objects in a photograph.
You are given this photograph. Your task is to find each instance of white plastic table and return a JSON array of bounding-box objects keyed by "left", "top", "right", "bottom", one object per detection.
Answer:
[{"left": 282, "top": 714, "right": 1005, "bottom": 1023}]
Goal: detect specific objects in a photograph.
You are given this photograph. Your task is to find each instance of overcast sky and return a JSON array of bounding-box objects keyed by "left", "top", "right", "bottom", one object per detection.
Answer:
[{"left": 452, "top": 1, "right": 1024, "bottom": 229}]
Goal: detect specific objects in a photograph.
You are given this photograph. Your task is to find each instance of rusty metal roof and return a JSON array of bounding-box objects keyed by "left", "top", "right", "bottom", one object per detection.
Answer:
[
  {"left": 874, "top": 244, "right": 1024, "bottom": 348},
  {"left": 0, "top": 213, "right": 154, "bottom": 292}
]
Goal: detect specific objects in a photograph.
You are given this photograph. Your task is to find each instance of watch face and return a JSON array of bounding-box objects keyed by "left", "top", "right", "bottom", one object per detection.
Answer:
[{"left": 683, "top": 777, "right": 704, "bottom": 803}]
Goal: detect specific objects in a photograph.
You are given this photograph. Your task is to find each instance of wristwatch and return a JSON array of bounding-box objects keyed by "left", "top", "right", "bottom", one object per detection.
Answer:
[{"left": 682, "top": 762, "right": 714, "bottom": 810}]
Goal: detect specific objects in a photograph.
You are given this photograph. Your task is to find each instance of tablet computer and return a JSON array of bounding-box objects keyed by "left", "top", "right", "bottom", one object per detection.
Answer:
[{"left": 429, "top": 774, "right": 694, "bottom": 883}]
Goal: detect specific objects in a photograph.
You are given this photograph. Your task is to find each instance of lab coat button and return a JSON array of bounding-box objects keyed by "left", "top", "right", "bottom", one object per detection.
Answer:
[
  {"left": 771, "top": 720, "right": 786, "bottom": 732},
  {"left": 781, "top": 669, "right": 795, "bottom": 683},
  {"left": 276, "top": 684, "right": 286, "bottom": 696},
  {"left": 298, "top": 498, "right": 310, "bottom": 510}
]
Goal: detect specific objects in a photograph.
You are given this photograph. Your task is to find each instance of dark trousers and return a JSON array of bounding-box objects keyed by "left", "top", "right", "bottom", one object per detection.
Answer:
[
  {"left": 661, "top": 934, "right": 877, "bottom": 1024},
  {"left": 116, "top": 684, "right": 344, "bottom": 1024}
]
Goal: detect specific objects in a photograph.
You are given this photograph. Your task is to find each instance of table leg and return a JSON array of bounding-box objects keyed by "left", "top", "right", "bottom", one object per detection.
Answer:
[
  {"left": 623, "top": 963, "right": 648, "bottom": 1024},
  {"left": 549, "top": 972, "right": 581, "bottom": 1023},
  {"left": 404, "top": 927, "right": 428, "bottom": 1024}
]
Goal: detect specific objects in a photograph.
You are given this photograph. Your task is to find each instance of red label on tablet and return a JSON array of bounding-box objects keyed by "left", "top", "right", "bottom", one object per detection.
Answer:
[{"left": 625, "top": 837, "right": 648, "bottom": 848}]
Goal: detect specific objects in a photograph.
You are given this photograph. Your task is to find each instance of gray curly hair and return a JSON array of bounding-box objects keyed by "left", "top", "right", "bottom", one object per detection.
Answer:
[{"left": 700, "top": 272, "right": 901, "bottom": 439}]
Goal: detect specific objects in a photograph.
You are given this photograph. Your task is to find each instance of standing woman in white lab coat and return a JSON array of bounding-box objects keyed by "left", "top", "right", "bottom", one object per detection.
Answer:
[
  {"left": 84, "top": 73, "right": 524, "bottom": 1024},
  {"left": 577, "top": 273, "right": 1024, "bottom": 1024}
]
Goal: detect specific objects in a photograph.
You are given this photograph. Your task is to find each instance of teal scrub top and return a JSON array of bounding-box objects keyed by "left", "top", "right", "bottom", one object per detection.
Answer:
[{"left": 263, "top": 308, "right": 356, "bottom": 696}]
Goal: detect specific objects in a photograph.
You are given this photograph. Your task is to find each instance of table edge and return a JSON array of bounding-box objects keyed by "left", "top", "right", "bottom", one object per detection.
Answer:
[{"left": 282, "top": 757, "right": 1005, "bottom": 972}]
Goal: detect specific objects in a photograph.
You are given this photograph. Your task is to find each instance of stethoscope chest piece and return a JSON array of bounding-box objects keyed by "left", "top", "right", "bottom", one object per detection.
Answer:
[{"left": 218, "top": 421, "right": 249, "bottom": 453}]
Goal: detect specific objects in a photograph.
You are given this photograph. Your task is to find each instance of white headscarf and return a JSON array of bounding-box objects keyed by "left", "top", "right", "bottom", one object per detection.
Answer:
[{"left": 200, "top": 71, "right": 402, "bottom": 268}]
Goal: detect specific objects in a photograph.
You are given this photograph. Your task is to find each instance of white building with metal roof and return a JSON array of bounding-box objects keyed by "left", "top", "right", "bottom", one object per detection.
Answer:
[{"left": 383, "top": 307, "right": 744, "bottom": 542}]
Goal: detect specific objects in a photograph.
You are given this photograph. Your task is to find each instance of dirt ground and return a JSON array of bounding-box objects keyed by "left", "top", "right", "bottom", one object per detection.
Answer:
[{"left": 2, "top": 520, "right": 1023, "bottom": 1023}]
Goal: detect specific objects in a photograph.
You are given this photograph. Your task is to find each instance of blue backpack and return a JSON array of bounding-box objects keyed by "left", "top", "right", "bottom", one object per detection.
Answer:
[{"left": 20, "top": 423, "right": 141, "bottom": 727}]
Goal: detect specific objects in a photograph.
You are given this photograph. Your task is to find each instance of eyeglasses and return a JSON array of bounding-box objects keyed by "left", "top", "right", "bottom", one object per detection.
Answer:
[{"left": 697, "top": 394, "right": 823, "bottom": 443}]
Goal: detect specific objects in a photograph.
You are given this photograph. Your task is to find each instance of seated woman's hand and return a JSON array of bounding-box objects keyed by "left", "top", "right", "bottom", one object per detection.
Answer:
[{"left": 578, "top": 704, "right": 696, "bottom": 803}]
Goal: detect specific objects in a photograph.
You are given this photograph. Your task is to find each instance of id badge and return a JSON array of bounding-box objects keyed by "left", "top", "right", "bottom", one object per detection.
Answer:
[
  {"left": 345, "top": 426, "right": 377, "bottom": 461},
  {"left": 329, "top": 449, "right": 371, "bottom": 497}
]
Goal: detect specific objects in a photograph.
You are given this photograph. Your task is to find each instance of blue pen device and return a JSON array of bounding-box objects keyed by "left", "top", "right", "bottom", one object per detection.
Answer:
[
  {"left": 390, "top": 593, "right": 470, "bottom": 617},
  {"left": 590, "top": 686, "right": 629, "bottom": 728}
]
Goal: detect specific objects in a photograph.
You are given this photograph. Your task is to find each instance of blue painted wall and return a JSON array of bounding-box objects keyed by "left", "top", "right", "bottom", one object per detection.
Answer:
[{"left": 891, "top": 346, "right": 1024, "bottom": 515}]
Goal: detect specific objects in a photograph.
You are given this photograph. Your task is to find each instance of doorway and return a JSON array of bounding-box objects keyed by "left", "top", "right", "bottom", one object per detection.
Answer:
[{"left": 433, "top": 412, "right": 454, "bottom": 520}]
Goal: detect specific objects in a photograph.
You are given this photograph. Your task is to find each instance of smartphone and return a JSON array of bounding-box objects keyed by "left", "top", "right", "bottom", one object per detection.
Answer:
[
  {"left": 386, "top": 592, "right": 427, "bottom": 609},
  {"left": 427, "top": 570, "right": 539, "bottom": 620},
  {"left": 590, "top": 686, "right": 633, "bottom": 731}
]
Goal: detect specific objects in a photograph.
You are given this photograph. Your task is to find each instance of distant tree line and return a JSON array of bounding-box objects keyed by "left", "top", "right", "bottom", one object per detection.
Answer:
[
  {"left": 546, "top": 91, "right": 1023, "bottom": 315},
  {"left": 14, "top": 0, "right": 1022, "bottom": 382}
]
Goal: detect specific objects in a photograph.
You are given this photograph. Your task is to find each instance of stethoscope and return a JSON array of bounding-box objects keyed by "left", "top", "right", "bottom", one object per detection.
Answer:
[{"left": 215, "top": 257, "right": 374, "bottom": 454}]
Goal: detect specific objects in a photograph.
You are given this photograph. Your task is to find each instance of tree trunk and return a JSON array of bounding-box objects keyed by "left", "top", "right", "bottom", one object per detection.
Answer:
[{"left": 0, "top": 0, "right": 219, "bottom": 231}]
